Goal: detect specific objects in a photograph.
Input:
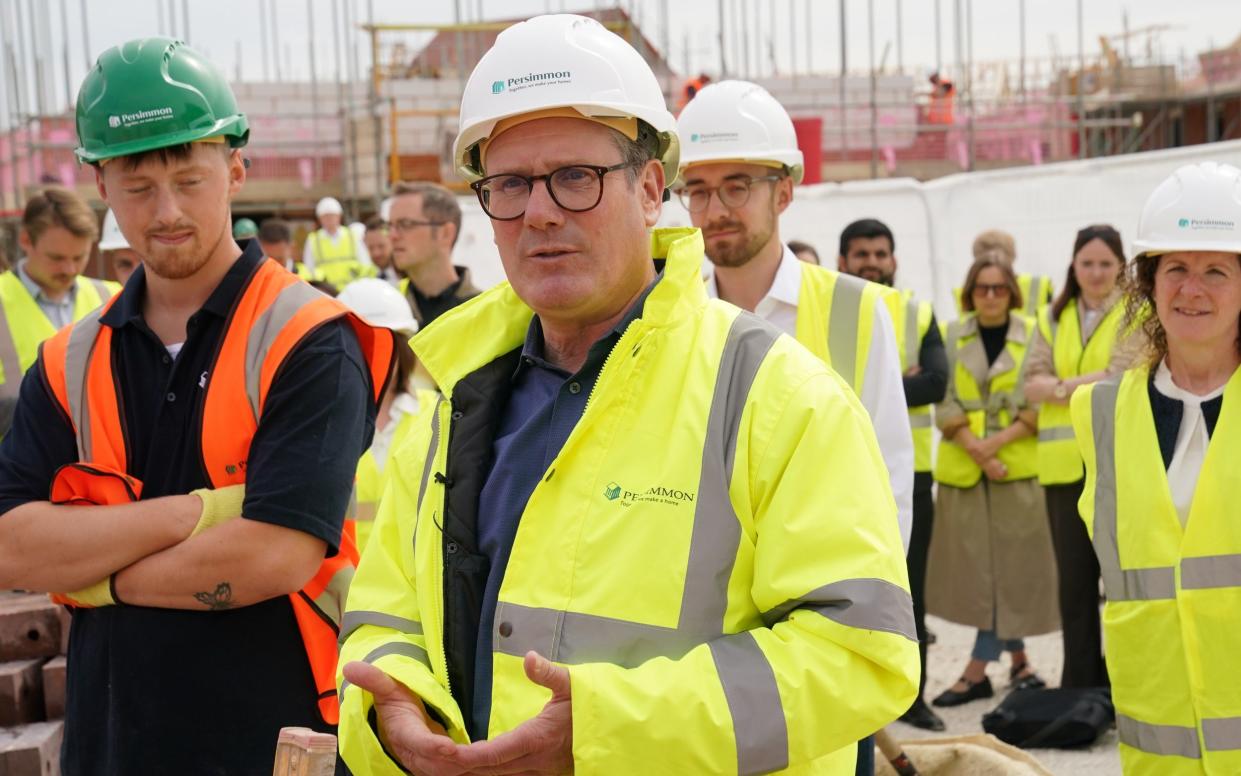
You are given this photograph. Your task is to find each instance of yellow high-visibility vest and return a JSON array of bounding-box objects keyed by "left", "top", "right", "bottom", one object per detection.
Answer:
[
  {"left": 338, "top": 228, "right": 918, "bottom": 775},
  {"left": 883, "top": 288, "right": 936, "bottom": 473},
  {"left": 0, "top": 270, "right": 119, "bottom": 399},
  {"left": 1035, "top": 299, "right": 1123, "bottom": 485},
  {"left": 794, "top": 266, "right": 883, "bottom": 396},
  {"left": 307, "top": 229, "right": 375, "bottom": 288},
  {"left": 353, "top": 389, "right": 436, "bottom": 551},
  {"left": 934, "top": 313, "right": 1038, "bottom": 488},
  {"left": 1074, "top": 366, "right": 1241, "bottom": 774}
]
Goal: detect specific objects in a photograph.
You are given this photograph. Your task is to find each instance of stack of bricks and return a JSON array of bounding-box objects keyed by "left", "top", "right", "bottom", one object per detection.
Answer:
[{"left": 0, "top": 592, "right": 69, "bottom": 775}]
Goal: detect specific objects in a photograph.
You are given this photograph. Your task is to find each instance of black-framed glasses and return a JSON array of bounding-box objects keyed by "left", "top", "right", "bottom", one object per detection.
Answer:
[
  {"left": 974, "top": 283, "right": 1012, "bottom": 298},
  {"left": 470, "top": 162, "right": 636, "bottom": 221},
  {"left": 390, "top": 218, "right": 445, "bottom": 233},
  {"left": 676, "top": 174, "right": 783, "bottom": 213}
]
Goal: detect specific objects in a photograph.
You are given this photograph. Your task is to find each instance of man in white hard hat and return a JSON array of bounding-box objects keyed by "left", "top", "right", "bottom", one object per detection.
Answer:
[
  {"left": 338, "top": 14, "right": 917, "bottom": 776},
  {"left": 99, "top": 209, "right": 141, "bottom": 286},
  {"left": 676, "top": 80, "right": 914, "bottom": 552},
  {"left": 303, "top": 196, "right": 374, "bottom": 288}
]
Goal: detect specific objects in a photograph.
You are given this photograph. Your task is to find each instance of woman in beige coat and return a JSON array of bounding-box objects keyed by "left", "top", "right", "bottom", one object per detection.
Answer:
[{"left": 927, "top": 257, "right": 1060, "bottom": 709}]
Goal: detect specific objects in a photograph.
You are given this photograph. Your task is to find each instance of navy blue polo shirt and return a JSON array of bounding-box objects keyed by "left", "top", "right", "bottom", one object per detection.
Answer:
[
  {"left": 470, "top": 276, "right": 658, "bottom": 736},
  {"left": 0, "top": 241, "right": 377, "bottom": 775}
]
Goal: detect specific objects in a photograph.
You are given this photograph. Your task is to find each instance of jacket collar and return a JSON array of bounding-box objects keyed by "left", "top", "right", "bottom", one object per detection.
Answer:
[
  {"left": 413, "top": 227, "right": 706, "bottom": 396},
  {"left": 954, "top": 313, "right": 1031, "bottom": 387}
]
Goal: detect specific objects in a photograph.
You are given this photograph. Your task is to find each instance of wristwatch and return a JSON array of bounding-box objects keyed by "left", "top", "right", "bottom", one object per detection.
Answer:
[{"left": 1053, "top": 382, "right": 1068, "bottom": 400}]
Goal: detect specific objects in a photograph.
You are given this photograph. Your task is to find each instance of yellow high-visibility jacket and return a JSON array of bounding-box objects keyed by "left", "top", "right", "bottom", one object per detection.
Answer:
[
  {"left": 353, "top": 388, "right": 437, "bottom": 552},
  {"left": 1034, "top": 299, "right": 1124, "bottom": 485},
  {"left": 0, "top": 270, "right": 119, "bottom": 398},
  {"left": 1074, "top": 366, "right": 1241, "bottom": 775},
  {"left": 337, "top": 228, "right": 919, "bottom": 775},
  {"left": 306, "top": 228, "right": 375, "bottom": 288},
  {"left": 884, "top": 288, "right": 936, "bottom": 473}
]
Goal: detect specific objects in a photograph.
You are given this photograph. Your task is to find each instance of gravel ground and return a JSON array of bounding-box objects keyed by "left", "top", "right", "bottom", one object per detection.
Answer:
[{"left": 885, "top": 615, "right": 1122, "bottom": 776}]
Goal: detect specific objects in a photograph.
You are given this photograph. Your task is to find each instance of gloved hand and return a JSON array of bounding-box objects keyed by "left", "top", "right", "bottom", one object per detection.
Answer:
[
  {"left": 188, "top": 484, "right": 247, "bottom": 538},
  {"left": 60, "top": 576, "right": 116, "bottom": 608}
]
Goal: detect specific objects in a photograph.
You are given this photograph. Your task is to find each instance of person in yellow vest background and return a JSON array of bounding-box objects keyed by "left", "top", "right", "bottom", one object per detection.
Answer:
[
  {"left": 955, "top": 229, "right": 1054, "bottom": 317},
  {"left": 1022, "top": 224, "right": 1144, "bottom": 692},
  {"left": 1073, "top": 161, "right": 1241, "bottom": 774},
  {"left": 838, "top": 217, "right": 949, "bottom": 732},
  {"left": 336, "top": 277, "right": 436, "bottom": 552},
  {"left": 388, "top": 180, "right": 481, "bottom": 329},
  {"left": 927, "top": 256, "right": 1059, "bottom": 709},
  {"left": 303, "top": 195, "right": 375, "bottom": 287},
  {"left": 0, "top": 186, "right": 118, "bottom": 435},
  {"left": 337, "top": 14, "right": 917, "bottom": 775},
  {"left": 98, "top": 208, "right": 141, "bottom": 286}
]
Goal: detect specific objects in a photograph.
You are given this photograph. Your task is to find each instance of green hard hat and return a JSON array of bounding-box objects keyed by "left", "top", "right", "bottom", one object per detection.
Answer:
[
  {"left": 232, "top": 218, "right": 258, "bottom": 239},
  {"left": 75, "top": 37, "right": 249, "bottom": 164}
]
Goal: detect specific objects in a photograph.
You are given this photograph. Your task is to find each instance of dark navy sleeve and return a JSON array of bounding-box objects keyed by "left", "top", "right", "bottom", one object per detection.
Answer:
[
  {"left": 0, "top": 360, "right": 79, "bottom": 517},
  {"left": 242, "top": 318, "right": 377, "bottom": 554}
]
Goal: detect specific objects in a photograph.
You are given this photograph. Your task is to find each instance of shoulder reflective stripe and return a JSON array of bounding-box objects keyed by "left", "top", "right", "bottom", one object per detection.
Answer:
[
  {"left": 680, "top": 312, "right": 778, "bottom": 635},
  {"left": 909, "top": 413, "right": 934, "bottom": 429},
  {"left": 1203, "top": 717, "right": 1241, "bottom": 751},
  {"left": 242, "top": 281, "right": 325, "bottom": 419},
  {"left": 1038, "top": 426, "right": 1077, "bottom": 442},
  {"left": 64, "top": 309, "right": 105, "bottom": 460},
  {"left": 339, "top": 611, "right": 424, "bottom": 645},
  {"left": 903, "top": 297, "right": 920, "bottom": 368},
  {"left": 708, "top": 632, "right": 789, "bottom": 775},
  {"left": 760, "top": 578, "right": 917, "bottom": 641},
  {"left": 1181, "top": 555, "right": 1241, "bottom": 590},
  {"left": 1117, "top": 713, "right": 1201, "bottom": 759},
  {"left": 339, "top": 641, "right": 432, "bottom": 694},
  {"left": 495, "top": 314, "right": 782, "bottom": 667},
  {"left": 0, "top": 297, "right": 20, "bottom": 398},
  {"left": 1026, "top": 277, "right": 1044, "bottom": 315},
  {"left": 88, "top": 279, "right": 112, "bottom": 303},
  {"left": 1089, "top": 379, "right": 1177, "bottom": 601},
  {"left": 827, "top": 277, "right": 863, "bottom": 390}
]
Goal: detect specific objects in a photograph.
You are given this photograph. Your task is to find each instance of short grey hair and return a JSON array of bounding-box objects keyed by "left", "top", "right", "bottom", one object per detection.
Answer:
[{"left": 608, "top": 122, "right": 660, "bottom": 183}]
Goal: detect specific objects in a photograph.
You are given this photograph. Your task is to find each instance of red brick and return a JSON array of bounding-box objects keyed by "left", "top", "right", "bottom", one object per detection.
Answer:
[
  {"left": 39, "top": 658, "right": 65, "bottom": 721},
  {"left": 0, "top": 720, "right": 62, "bottom": 776},
  {"left": 0, "top": 596, "right": 64, "bottom": 662},
  {"left": 0, "top": 659, "right": 45, "bottom": 727}
]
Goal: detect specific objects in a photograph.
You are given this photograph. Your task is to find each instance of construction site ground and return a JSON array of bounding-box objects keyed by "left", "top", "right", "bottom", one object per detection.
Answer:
[{"left": 887, "top": 614, "right": 1122, "bottom": 775}]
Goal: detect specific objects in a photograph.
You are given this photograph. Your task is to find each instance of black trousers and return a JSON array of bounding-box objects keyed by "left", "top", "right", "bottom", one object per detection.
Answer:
[
  {"left": 908, "top": 473, "right": 935, "bottom": 699},
  {"left": 1045, "top": 479, "right": 1109, "bottom": 689}
]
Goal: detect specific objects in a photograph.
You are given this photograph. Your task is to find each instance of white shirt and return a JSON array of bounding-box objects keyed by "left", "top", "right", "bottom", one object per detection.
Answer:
[
  {"left": 302, "top": 227, "right": 373, "bottom": 271},
  {"left": 1153, "top": 360, "right": 1226, "bottom": 528},
  {"left": 369, "top": 391, "right": 423, "bottom": 475},
  {"left": 705, "top": 246, "right": 915, "bottom": 550}
]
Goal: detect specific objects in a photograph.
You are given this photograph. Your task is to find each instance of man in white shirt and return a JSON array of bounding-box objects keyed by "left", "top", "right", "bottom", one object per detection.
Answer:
[{"left": 677, "top": 81, "right": 913, "bottom": 555}]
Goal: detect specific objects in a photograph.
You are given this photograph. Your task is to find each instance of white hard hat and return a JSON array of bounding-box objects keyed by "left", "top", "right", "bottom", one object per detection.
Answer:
[
  {"left": 1133, "top": 162, "right": 1241, "bottom": 256},
  {"left": 98, "top": 209, "right": 130, "bottom": 251},
  {"left": 453, "top": 14, "right": 679, "bottom": 184},
  {"left": 316, "top": 197, "right": 344, "bottom": 217},
  {"left": 337, "top": 278, "right": 419, "bottom": 337},
  {"left": 676, "top": 80, "right": 804, "bottom": 185}
]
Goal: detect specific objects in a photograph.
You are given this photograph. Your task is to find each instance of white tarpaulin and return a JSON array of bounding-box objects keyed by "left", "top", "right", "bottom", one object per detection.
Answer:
[{"left": 449, "top": 139, "right": 1241, "bottom": 321}]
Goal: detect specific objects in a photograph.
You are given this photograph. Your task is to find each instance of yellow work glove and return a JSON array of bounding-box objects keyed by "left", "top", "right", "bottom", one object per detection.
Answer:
[
  {"left": 62, "top": 576, "right": 116, "bottom": 608},
  {"left": 188, "top": 484, "right": 247, "bottom": 538}
]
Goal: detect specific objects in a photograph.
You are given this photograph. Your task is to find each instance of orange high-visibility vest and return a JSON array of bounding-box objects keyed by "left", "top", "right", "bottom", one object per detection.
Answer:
[{"left": 40, "top": 258, "right": 396, "bottom": 725}]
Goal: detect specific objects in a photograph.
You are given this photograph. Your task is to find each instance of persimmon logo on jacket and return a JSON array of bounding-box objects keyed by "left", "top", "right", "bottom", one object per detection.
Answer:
[{"left": 603, "top": 481, "right": 695, "bottom": 507}]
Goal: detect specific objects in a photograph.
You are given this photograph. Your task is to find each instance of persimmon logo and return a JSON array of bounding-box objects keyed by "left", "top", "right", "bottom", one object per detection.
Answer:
[{"left": 603, "top": 481, "right": 695, "bottom": 507}]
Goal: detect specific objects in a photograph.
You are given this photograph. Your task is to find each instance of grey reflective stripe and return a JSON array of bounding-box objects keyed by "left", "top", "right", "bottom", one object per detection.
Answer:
[
  {"left": 1117, "top": 713, "right": 1201, "bottom": 759},
  {"left": 708, "top": 632, "right": 789, "bottom": 775},
  {"left": 909, "top": 413, "right": 933, "bottom": 429},
  {"left": 339, "top": 641, "right": 432, "bottom": 694},
  {"left": 827, "top": 276, "right": 864, "bottom": 390},
  {"left": 313, "top": 565, "right": 354, "bottom": 629},
  {"left": 957, "top": 399, "right": 985, "bottom": 412},
  {"left": 495, "top": 313, "right": 780, "bottom": 665},
  {"left": 1038, "top": 426, "right": 1077, "bottom": 443},
  {"left": 1203, "top": 717, "right": 1241, "bottom": 751},
  {"left": 760, "top": 578, "right": 917, "bottom": 641},
  {"left": 88, "top": 278, "right": 113, "bottom": 304},
  {"left": 903, "top": 297, "right": 920, "bottom": 369},
  {"left": 1025, "top": 276, "right": 1044, "bottom": 315},
  {"left": 1089, "top": 379, "right": 1177, "bottom": 601},
  {"left": 243, "top": 281, "right": 326, "bottom": 419},
  {"left": 417, "top": 397, "right": 443, "bottom": 514},
  {"left": 0, "top": 297, "right": 20, "bottom": 399},
  {"left": 1181, "top": 555, "right": 1241, "bottom": 590},
  {"left": 63, "top": 308, "right": 106, "bottom": 460},
  {"left": 339, "top": 610, "right": 424, "bottom": 645},
  {"left": 680, "top": 313, "right": 777, "bottom": 635}
]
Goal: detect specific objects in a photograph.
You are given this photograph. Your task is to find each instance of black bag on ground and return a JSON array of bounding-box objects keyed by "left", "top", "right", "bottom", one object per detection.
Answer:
[{"left": 982, "top": 687, "right": 1114, "bottom": 749}]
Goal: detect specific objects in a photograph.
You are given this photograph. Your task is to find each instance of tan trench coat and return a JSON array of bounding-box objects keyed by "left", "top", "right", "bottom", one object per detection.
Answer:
[{"left": 926, "top": 314, "right": 1060, "bottom": 640}]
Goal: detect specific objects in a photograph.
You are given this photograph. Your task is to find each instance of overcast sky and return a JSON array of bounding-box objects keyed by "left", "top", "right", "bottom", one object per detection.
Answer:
[{"left": 0, "top": 0, "right": 1237, "bottom": 124}]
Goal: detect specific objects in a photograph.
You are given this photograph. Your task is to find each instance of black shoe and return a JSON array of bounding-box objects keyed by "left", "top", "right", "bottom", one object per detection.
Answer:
[
  {"left": 899, "top": 698, "right": 947, "bottom": 731},
  {"left": 1009, "top": 662, "right": 1047, "bottom": 691},
  {"left": 926, "top": 628, "right": 937, "bottom": 645},
  {"left": 932, "top": 675, "right": 994, "bottom": 707}
]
